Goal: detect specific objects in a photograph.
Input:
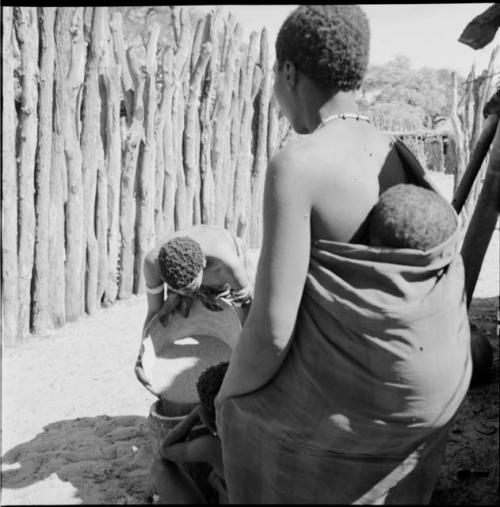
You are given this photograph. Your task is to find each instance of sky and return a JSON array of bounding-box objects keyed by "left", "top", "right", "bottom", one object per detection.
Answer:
[{"left": 189, "top": 4, "right": 499, "bottom": 77}]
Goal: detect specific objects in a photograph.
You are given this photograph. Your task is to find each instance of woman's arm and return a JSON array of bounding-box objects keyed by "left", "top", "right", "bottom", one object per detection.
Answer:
[
  {"left": 215, "top": 148, "right": 312, "bottom": 405},
  {"left": 143, "top": 249, "right": 165, "bottom": 334}
]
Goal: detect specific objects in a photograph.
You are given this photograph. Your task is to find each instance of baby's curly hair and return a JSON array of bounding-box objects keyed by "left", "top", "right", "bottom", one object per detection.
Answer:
[
  {"left": 276, "top": 5, "right": 370, "bottom": 91},
  {"left": 196, "top": 362, "right": 229, "bottom": 422},
  {"left": 368, "top": 184, "right": 457, "bottom": 251},
  {"left": 158, "top": 236, "right": 205, "bottom": 290}
]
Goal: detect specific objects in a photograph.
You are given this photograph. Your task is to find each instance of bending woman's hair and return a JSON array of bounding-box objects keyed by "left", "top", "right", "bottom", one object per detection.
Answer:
[{"left": 158, "top": 236, "right": 205, "bottom": 290}]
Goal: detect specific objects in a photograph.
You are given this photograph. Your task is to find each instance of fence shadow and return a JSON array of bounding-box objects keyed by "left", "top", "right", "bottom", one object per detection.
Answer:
[{"left": 1, "top": 415, "right": 155, "bottom": 504}]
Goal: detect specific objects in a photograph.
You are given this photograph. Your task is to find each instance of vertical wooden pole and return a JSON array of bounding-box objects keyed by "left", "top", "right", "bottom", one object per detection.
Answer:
[
  {"left": 80, "top": 7, "right": 107, "bottom": 314},
  {"left": 96, "top": 10, "right": 114, "bottom": 306},
  {"left": 109, "top": 11, "right": 135, "bottom": 119},
  {"left": 225, "top": 33, "right": 244, "bottom": 231},
  {"left": 2, "top": 7, "right": 19, "bottom": 345},
  {"left": 134, "top": 22, "right": 160, "bottom": 294},
  {"left": 63, "top": 7, "right": 86, "bottom": 321},
  {"left": 469, "top": 47, "right": 499, "bottom": 207},
  {"left": 154, "top": 46, "right": 169, "bottom": 241},
  {"left": 184, "top": 41, "right": 212, "bottom": 225},
  {"left": 32, "top": 7, "right": 56, "bottom": 335},
  {"left": 51, "top": 8, "right": 73, "bottom": 328},
  {"left": 199, "top": 10, "right": 222, "bottom": 225},
  {"left": 450, "top": 72, "right": 467, "bottom": 200},
  {"left": 14, "top": 7, "right": 39, "bottom": 341},
  {"left": 233, "top": 31, "right": 261, "bottom": 241},
  {"left": 102, "top": 50, "right": 122, "bottom": 306},
  {"left": 161, "top": 45, "right": 176, "bottom": 237},
  {"left": 172, "top": 7, "right": 192, "bottom": 231},
  {"left": 212, "top": 15, "right": 240, "bottom": 226},
  {"left": 118, "top": 46, "right": 145, "bottom": 299},
  {"left": 250, "top": 27, "right": 271, "bottom": 248}
]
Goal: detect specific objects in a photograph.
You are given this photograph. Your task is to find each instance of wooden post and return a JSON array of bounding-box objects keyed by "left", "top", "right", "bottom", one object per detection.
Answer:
[
  {"left": 31, "top": 7, "right": 56, "bottom": 335},
  {"left": 470, "top": 46, "right": 499, "bottom": 204},
  {"left": 233, "top": 31, "right": 262, "bottom": 241},
  {"left": 212, "top": 15, "right": 241, "bottom": 226},
  {"left": 134, "top": 22, "right": 161, "bottom": 294},
  {"left": 161, "top": 45, "right": 177, "bottom": 237},
  {"left": 225, "top": 36, "right": 244, "bottom": 231},
  {"left": 200, "top": 10, "right": 223, "bottom": 225},
  {"left": 190, "top": 16, "right": 208, "bottom": 76},
  {"left": 118, "top": 46, "right": 145, "bottom": 299},
  {"left": 250, "top": 28, "right": 271, "bottom": 248},
  {"left": 51, "top": 8, "right": 73, "bottom": 328},
  {"left": 2, "top": 7, "right": 18, "bottom": 345},
  {"left": 95, "top": 11, "right": 114, "bottom": 306},
  {"left": 174, "top": 84, "right": 189, "bottom": 230},
  {"left": 461, "top": 118, "right": 500, "bottom": 306},
  {"left": 102, "top": 61, "right": 122, "bottom": 305},
  {"left": 154, "top": 45, "right": 171, "bottom": 241},
  {"left": 462, "top": 66, "right": 475, "bottom": 155},
  {"left": 80, "top": 7, "right": 107, "bottom": 314},
  {"left": 184, "top": 41, "right": 212, "bottom": 226},
  {"left": 172, "top": 7, "right": 192, "bottom": 231},
  {"left": 62, "top": 8, "right": 86, "bottom": 322},
  {"left": 109, "top": 11, "right": 135, "bottom": 119},
  {"left": 450, "top": 73, "right": 468, "bottom": 207},
  {"left": 14, "top": 7, "right": 39, "bottom": 341}
]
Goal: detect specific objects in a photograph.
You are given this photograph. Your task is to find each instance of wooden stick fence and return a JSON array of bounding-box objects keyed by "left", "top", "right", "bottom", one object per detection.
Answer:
[
  {"left": 4, "top": 6, "right": 495, "bottom": 345},
  {"left": 2, "top": 6, "right": 288, "bottom": 344}
]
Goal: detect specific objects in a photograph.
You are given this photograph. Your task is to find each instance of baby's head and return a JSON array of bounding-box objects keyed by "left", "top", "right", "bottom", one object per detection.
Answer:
[
  {"left": 368, "top": 184, "right": 456, "bottom": 251},
  {"left": 195, "top": 362, "right": 229, "bottom": 425},
  {"left": 158, "top": 236, "right": 205, "bottom": 294}
]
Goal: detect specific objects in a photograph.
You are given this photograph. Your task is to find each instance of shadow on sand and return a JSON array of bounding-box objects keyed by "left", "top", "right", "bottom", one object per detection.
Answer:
[{"left": 2, "top": 415, "right": 155, "bottom": 504}]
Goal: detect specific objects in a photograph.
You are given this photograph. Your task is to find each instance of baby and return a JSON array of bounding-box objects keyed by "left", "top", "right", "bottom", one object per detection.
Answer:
[
  {"left": 151, "top": 362, "right": 229, "bottom": 504},
  {"left": 367, "top": 183, "right": 457, "bottom": 250}
]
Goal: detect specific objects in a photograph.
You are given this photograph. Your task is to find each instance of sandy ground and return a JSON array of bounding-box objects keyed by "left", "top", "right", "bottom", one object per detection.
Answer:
[{"left": 1, "top": 174, "right": 498, "bottom": 505}]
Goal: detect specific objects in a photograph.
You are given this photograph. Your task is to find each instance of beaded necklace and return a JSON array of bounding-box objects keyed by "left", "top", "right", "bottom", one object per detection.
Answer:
[{"left": 316, "top": 112, "right": 370, "bottom": 131}]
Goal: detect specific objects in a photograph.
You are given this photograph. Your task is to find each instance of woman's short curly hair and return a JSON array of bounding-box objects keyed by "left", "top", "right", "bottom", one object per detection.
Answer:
[
  {"left": 196, "top": 361, "right": 229, "bottom": 421},
  {"left": 368, "top": 184, "right": 457, "bottom": 251},
  {"left": 158, "top": 236, "right": 205, "bottom": 290},
  {"left": 276, "top": 5, "right": 370, "bottom": 91}
]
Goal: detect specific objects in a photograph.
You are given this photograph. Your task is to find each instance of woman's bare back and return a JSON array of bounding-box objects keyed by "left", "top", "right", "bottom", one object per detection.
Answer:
[{"left": 296, "top": 121, "right": 411, "bottom": 243}]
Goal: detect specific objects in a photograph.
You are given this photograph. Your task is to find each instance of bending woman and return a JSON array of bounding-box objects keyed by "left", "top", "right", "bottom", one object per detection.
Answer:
[
  {"left": 215, "top": 5, "right": 471, "bottom": 504},
  {"left": 142, "top": 225, "right": 254, "bottom": 334}
]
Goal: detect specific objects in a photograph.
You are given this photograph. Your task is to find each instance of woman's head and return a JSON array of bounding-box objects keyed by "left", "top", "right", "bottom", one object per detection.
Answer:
[
  {"left": 273, "top": 5, "right": 370, "bottom": 125},
  {"left": 158, "top": 236, "right": 205, "bottom": 293}
]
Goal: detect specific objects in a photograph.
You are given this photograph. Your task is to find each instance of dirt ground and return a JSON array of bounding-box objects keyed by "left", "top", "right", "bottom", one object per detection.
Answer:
[{"left": 1, "top": 174, "right": 498, "bottom": 505}]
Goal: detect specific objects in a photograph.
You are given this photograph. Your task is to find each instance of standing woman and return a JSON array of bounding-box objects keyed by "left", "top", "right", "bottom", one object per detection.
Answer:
[{"left": 215, "top": 5, "right": 471, "bottom": 504}]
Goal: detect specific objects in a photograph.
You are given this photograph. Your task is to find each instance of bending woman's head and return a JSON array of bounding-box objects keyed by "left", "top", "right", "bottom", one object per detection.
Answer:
[
  {"left": 368, "top": 184, "right": 457, "bottom": 251},
  {"left": 158, "top": 236, "right": 205, "bottom": 293},
  {"left": 275, "top": 5, "right": 370, "bottom": 92}
]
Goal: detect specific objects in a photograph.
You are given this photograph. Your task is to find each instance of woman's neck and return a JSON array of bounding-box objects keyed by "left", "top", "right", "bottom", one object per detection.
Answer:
[{"left": 300, "top": 86, "right": 360, "bottom": 134}]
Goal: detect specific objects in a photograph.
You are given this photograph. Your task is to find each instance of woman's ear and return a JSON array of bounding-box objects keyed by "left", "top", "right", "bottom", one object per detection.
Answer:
[{"left": 284, "top": 60, "right": 297, "bottom": 90}]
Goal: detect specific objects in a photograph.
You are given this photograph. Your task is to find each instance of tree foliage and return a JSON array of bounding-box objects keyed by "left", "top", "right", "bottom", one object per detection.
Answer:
[{"left": 359, "top": 55, "right": 466, "bottom": 131}]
